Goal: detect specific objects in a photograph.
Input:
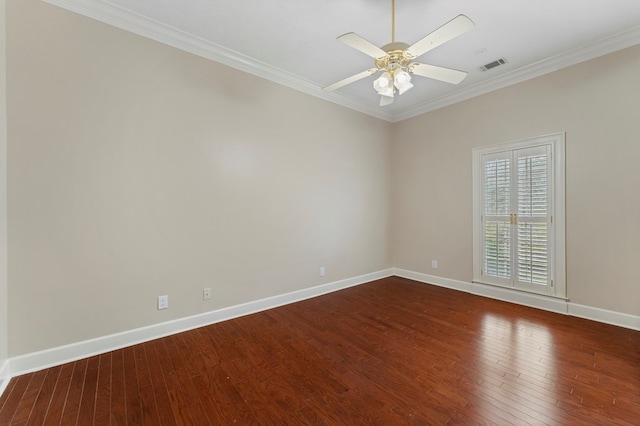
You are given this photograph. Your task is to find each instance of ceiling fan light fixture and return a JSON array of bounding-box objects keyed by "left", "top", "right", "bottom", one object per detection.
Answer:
[
  {"left": 394, "top": 70, "right": 413, "bottom": 95},
  {"left": 379, "top": 94, "right": 394, "bottom": 106},
  {"left": 378, "top": 86, "right": 394, "bottom": 98},
  {"left": 373, "top": 72, "right": 393, "bottom": 94}
]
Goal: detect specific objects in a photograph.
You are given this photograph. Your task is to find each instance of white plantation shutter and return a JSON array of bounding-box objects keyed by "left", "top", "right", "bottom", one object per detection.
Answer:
[
  {"left": 484, "top": 220, "right": 510, "bottom": 278},
  {"left": 482, "top": 152, "right": 511, "bottom": 285},
  {"left": 473, "top": 134, "right": 564, "bottom": 298},
  {"left": 515, "top": 146, "right": 551, "bottom": 290}
]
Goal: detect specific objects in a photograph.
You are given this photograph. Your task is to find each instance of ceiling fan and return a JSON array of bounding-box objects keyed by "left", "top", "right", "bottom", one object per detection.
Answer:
[{"left": 322, "top": 0, "right": 474, "bottom": 106}]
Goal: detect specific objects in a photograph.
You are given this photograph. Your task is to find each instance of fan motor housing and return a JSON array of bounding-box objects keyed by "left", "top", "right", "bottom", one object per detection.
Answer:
[{"left": 376, "top": 43, "right": 412, "bottom": 70}]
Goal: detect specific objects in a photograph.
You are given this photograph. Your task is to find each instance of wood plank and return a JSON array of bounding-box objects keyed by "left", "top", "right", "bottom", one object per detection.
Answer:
[
  {"left": 189, "top": 374, "right": 227, "bottom": 424},
  {"left": 75, "top": 356, "right": 99, "bottom": 426},
  {"left": 10, "top": 369, "right": 47, "bottom": 425},
  {"left": 143, "top": 340, "right": 177, "bottom": 426},
  {"left": 109, "top": 350, "right": 127, "bottom": 425},
  {"left": 138, "top": 384, "right": 161, "bottom": 426},
  {"left": 24, "top": 366, "right": 61, "bottom": 426},
  {"left": 92, "top": 352, "right": 112, "bottom": 425},
  {"left": 59, "top": 357, "right": 88, "bottom": 425},
  {"left": 40, "top": 377, "right": 71, "bottom": 426},
  {"left": 123, "top": 346, "right": 143, "bottom": 424},
  {"left": 0, "top": 375, "right": 31, "bottom": 424}
]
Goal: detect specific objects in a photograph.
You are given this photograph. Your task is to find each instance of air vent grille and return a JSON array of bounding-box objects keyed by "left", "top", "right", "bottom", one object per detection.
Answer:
[{"left": 480, "top": 58, "right": 507, "bottom": 72}]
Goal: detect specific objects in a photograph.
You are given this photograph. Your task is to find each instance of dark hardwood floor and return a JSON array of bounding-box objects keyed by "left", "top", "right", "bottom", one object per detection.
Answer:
[{"left": 1, "top": 276, "right": 639, "bottom": 425}]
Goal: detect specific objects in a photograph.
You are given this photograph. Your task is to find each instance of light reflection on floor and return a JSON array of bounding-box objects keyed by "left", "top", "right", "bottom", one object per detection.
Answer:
[{"left": 478, "top": 313, "right": 559, "bottom": 421}]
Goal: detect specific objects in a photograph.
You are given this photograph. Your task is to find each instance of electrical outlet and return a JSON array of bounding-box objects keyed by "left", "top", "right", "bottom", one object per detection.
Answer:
[
  {"left": 432, "top": 260, "right": 438, "bottom": 269},
  {"left": 203, "top": 288, "right": 211, "bottom": 300},
  {"left": 157, "top": 295, "right": 168, "bottom": 310},
  {"left": 319, "top": 266, "right": 326, "bottom": 277}
]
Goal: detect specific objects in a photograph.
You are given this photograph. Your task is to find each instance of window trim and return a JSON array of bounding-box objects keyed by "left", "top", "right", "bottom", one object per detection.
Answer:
[{"left": 472, "top": 132, "right": 566, "bottom": 299}]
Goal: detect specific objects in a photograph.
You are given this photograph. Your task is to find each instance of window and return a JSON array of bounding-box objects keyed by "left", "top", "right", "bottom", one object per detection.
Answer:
[{"left": 473, "top": 133, "right": 565, "bottom": 298}]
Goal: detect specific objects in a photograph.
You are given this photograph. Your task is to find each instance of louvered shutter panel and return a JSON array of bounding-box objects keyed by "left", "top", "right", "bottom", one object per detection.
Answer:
[
  {"left": 482, "top": 152, "right": 512, "bottom": 284},
  {"left": 515, "top": 146, "right": 551, "bottom": 288}
]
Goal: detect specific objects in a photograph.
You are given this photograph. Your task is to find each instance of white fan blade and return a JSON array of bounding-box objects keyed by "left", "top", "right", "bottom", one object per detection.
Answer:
[
  {"left": 322, "top": 68, "right": 378, "bottom": 92},
  {"left": 337, "top": 32, "right": 388, "bottom": 59},
  {"left": 405, "top": 15, "right": 474, "bottom": 59},
  {"left": 410, "top": 63, "right": 468, "bottom": 84}
]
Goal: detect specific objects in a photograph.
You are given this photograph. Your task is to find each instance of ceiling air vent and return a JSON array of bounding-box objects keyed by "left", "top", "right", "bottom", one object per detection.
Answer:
[{"left": 480, "top": 58, "right": 507, "bottom": 72}]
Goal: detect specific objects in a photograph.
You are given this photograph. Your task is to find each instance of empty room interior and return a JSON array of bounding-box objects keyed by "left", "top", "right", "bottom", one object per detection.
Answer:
[{"left": 0, "top": 0, "right": 639, "bottom": 424}]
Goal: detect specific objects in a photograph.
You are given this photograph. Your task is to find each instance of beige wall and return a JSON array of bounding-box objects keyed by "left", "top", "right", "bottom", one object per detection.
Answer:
[
  {"left": 0, "top": 0, "right": 7, "bottom": 365},
  {"left": 392, "top": 44, "right": 640, "bottom": 316},
  {"left": 6, "top": 0, "right": 391, "bottom": 356}
]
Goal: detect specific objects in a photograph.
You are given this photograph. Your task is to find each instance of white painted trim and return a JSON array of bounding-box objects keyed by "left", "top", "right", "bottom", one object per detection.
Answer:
[
  {"left": 568, "top": 303, "right": 640, "bottom": 332},
  {"left": 393, "top": 268, "right": 471, "bottom": 293},
  {"left": 40, "top": 0, "right": 640, "bottom": 123},
  {"left": 470, "top": 281, "right": 567, "bottom": 314},
  {"left": 8, "top": 269, "right": 393, "bottom": 376},
  {"left": 393, "top": 268, "right": 566, "bottom": 313},
  {"left": 393, "top": 268, "right": 640, "bottom": 331},
  {"left": 0, "top": 360, "right": 9, "bottom": 398}
]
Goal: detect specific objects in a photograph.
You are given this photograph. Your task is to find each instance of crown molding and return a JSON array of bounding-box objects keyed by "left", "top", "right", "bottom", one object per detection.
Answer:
[{"left": 42, "top": 0, "right": 640, "bottom": 123}]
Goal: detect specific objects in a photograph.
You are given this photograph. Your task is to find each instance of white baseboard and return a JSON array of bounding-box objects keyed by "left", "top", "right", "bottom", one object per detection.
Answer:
[
  {"left": 393, "top": 268, "right": 567, "bottom": 313},
  {"left": 568, "top": 302, "right": 640, "bottom": 331},
  {"left": 394, "top": 268, "right": 472, "bottom": 293},
  {"left": 7, "top": 268, "right": 393, "bottom": 377},
  {"left": 393, "top": 268, "right": 640, "bottom": 331},
  {"left": 469, "top": 281, "right": 568, "bottom": 314},
  {"left": 0, "top": 360, "right": 9, "bottom": 397}
]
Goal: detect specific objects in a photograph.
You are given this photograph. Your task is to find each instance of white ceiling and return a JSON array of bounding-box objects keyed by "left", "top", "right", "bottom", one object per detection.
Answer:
[{"left": 44, "top": 0, "right": 640, "bottom": 122}]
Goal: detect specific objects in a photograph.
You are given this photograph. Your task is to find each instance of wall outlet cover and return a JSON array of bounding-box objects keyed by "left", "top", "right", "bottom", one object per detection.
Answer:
[{"left": 158, "top": 295, "right": 169, "bottom": 310}]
